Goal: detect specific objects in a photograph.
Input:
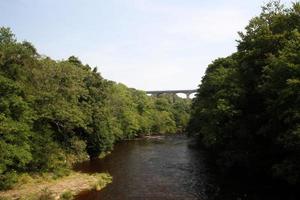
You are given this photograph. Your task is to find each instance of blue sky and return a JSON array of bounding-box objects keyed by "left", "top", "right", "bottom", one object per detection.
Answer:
[{"left": 0, "top": 0, "right": 293, "bottom": 91}]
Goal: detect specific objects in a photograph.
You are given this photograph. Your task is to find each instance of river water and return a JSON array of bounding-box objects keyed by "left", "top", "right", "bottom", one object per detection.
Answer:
[
  {"left": 74, "top": 135, "right": 299, "bottom": 200},
  {"left": 74, "top": 135, "right": 211, "bottom": 200}
]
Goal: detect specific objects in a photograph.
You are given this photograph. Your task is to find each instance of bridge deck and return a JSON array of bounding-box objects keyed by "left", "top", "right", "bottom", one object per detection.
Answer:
[
  {"left": 145, "top": 89, "right": 197, "bottom": 99},
  {"left": 146, "top": 89, "right": 197, "bottom": 94}
]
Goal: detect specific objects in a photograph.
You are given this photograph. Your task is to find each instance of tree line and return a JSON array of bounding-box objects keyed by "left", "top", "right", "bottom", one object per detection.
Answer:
[
  {"left": 0, "top": 28, "right": 191, "bottom": 190},
  {"left": 188, "top": 1, "right": 300, "bottom": 189}
]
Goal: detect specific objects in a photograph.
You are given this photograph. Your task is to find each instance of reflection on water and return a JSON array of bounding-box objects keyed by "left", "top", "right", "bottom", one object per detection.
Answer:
[
  {"left": 74, "top": 135, "right": 210, "bottom": 200},
  {"left": 74, "top": 135, "right": 299, "bottom": 200}
]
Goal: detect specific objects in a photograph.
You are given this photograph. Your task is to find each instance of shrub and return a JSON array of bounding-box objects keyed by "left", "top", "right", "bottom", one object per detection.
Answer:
[
  {"left": 60, "top": 191, "right": 73, "bottom": 200},
  {"left": 0, "top": 171, "right": 18, "bottom": 190}
]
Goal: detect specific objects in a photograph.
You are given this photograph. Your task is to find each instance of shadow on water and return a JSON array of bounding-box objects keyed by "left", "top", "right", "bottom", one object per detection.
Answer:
[
  {"left": 73, "top": 135, "right": 299, "bottom": 200},
  {"left": 74, "top": 135, "right": 211, "bottom": 200},
  {"left": 206, "top": 168, "right": 300, "bottom": 200}
]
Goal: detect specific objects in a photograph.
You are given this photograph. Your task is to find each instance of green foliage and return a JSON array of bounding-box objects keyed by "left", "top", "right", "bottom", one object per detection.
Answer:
[
  {"left": 0, "top": 74, "right": 32, "bottom": 189},
  {"left": 0, "top": 26, "right": 191, "bottom": 189},
  {"left": 60, "top": 191, "right": 73, "bottom": 200},
  {"left": 0, "top": 171, "right": 18, "bottom": 190},
  {"left": 189, "top": 1, "right": 300, "bottom": 185}
]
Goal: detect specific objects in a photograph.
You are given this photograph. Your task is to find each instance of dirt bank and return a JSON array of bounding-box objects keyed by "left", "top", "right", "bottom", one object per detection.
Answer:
[{"left": 0, "top": 172, "right": 112, "bottom": 200}]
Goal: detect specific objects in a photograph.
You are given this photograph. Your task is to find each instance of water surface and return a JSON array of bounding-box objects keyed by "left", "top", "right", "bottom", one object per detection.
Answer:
[
  {"left": 74, "top": 135, "right": 210, "bottom": 200},
  {"left": 74, "top": 135, "right": 300, "bottom": 200}
]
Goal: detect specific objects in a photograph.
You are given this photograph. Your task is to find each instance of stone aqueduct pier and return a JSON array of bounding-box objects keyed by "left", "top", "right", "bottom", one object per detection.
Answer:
[{"left": 146, "top": 89, "right": 197, "bottom": 99}]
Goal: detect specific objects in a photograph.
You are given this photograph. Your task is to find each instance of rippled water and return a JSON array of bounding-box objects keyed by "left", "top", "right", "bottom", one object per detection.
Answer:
[
  {"left": 74, "top": 135, "right": 211, "bottom": 200},
  {"left": 74, "top": 135, "right": 300, "bottom": 200}
]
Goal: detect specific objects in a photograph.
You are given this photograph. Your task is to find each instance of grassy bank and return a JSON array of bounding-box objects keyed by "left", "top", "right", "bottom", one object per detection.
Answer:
[{"left": 0, "top": 172, "right": 112, "bottom": 200}]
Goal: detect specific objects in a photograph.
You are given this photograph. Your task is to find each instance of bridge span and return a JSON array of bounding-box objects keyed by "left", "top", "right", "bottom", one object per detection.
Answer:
[{"left": 146, "top": 89, "right": 197, "bottom": 99}]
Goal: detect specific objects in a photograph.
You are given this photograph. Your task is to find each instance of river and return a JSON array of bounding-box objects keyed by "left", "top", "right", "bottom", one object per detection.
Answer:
[
  {"left": 74, "top": 135, "right": 211, "bottom": 200},
  {"left": 73, "top": 135, "right": 298, "bottom": 200}
]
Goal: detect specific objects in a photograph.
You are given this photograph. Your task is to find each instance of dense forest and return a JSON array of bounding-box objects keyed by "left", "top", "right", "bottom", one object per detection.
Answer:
[
  {"left": 188, "top": 1, "right": 300, "bottom": 189},
  {"left": 1, "top": 1, "right": 300, "bottom": 198},
  {"left": 0, "top": 27, "right": 191, "bottom": 190}
]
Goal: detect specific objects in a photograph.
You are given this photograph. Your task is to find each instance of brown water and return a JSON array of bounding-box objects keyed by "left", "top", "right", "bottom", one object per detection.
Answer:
[
  {"left": 74, "top": 135, "right": 210, "bottom": 200},
  {"left": 74, "top": 135, "right": 300, "bottom": 200}
]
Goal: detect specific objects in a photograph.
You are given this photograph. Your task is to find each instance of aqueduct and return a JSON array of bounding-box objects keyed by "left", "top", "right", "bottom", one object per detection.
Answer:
[{"left": 146, "top": 89, "right": 197, "bottom": 99}]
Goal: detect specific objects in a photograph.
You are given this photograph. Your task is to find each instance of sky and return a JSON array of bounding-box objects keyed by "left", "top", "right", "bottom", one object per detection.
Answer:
[{"left": 0, "top": 0, "right": 293, "bottom": 91}]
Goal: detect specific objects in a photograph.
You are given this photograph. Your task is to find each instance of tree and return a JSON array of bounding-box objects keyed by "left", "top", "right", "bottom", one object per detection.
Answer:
[
  {"left": 188, "top": 1, "right": 300, "bottom": 185},
  {"left": 0, "top": 75, "right": 32, "bottom": 189},
  {"left": 0, "top": 26, "right": 192, "bottom": 190}
]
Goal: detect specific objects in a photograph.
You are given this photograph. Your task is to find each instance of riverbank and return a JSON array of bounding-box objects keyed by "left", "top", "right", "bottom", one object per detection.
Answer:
[{"left": 0, "top": 172, "right": 112, "bottom": 200}]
